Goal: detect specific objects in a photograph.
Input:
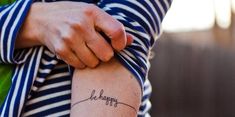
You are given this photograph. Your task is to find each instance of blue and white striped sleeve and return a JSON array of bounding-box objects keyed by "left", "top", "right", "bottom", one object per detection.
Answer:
[
  {"left": 97, "top": 0, "right": 172, "bottom": 91},
  {"left": 0, "top": 0, "right": 33, "bottom": 64}
]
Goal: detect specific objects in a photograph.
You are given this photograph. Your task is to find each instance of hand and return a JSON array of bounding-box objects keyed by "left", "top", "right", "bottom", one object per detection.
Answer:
[{"left": 17, "top": 2, "right": 133, "bottom": 68}]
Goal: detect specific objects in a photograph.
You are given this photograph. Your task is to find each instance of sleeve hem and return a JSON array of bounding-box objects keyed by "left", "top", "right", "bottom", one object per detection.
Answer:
[{"left": 0, "top": 0, "right": 33, "bottom": 64}]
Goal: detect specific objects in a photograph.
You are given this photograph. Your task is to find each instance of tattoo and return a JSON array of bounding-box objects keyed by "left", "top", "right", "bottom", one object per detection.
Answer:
[{"left": 71, "top": 89, "right": 137, "bottom": 113}]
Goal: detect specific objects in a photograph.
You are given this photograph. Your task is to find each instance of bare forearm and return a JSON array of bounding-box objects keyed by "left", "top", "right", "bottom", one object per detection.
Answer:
[{"left": 71, "top": 58, "right": 141, "bottom": 117}]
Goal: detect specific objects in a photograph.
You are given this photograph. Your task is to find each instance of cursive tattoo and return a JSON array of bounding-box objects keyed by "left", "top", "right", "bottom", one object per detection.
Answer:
[{"left": 71, "top": 89, "right": 137, "bottom": 113}]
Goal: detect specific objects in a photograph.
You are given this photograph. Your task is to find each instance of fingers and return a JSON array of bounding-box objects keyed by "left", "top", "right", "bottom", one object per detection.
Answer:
[
  {"left": 94, "top": 9, "right": 127, "bottom": 51},
  {"left": 69, "top": 36, "right": 100, "bottom": 68},
  {"left": 39, "top": 3, "right": 133, "bottom": 69},
  {"left": 86, "top": 30, "right": 114, "bottom": 62},
  {"left": 54, "top": 42, "right": 85, "bottom": 69},
  {"left": 59, "top": 26, "right": 100, "bottom": 68}
]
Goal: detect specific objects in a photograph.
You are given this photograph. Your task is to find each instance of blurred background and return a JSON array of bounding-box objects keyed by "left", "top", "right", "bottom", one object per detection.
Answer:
[{"left": 149, "top": 0, "right": 235, "bottom": 117}]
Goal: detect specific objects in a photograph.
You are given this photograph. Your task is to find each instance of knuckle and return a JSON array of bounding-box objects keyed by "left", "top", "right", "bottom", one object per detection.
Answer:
[
  {"left": 88, "top": 59, "right": 99, "bottom": 68},
  {"left": 54, "top": 46, "right": 66, "bottom": 57},
  {"left": 75, "top": 63, "right": 86, "bottom": 69},
  {"left": 70, "top": 57, "right": 86, "bottom": 69},
  {"left": 102, "top": 51, "right": 114, "bottom": 62},
  {"left": 111, "top": 24, "right": 125, "bottom": 38},
  {"left": 83, "top": 4, "right": 97, "bottom": 16},
  {"left": 71, "top": 21, "right": 85, "bottom": 30},
  {"left": 86, "top": 35, "right": 95, "bottom": 44},
  {"left": 61, "top": 32, "right": 74, "bottom": 44},
  {"left": 85, "top": 34, "right": 98, "bottom": 46},
  {"left": 81, "top": 55, "right": 97, "bottom": 67},
  {"left": 112, "top": 24, "right": 126, "bottom": 51}
]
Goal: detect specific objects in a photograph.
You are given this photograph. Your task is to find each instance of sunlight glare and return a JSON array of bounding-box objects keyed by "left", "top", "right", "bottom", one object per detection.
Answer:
[
  {"left": 214, "top": 0, "right": 231, "bottom": 29},
  {"left": 162, "top": 0, "right": 215, "bottom": 32}
]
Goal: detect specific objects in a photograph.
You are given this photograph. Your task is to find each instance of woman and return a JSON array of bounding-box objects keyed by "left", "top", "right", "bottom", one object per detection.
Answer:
[{"left": 0, "top": 0, "right": 172, "bottom": 116}]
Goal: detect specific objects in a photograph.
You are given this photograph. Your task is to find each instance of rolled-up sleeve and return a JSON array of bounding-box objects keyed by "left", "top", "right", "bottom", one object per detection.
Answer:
[
  {"left": 0, "top": 0, "right": 32, "bottom": 64},
  {"left": 97, "top": 0, "right": 172, "bottom": 91}
]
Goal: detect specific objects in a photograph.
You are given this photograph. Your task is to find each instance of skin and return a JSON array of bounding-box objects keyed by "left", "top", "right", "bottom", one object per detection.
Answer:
[
  {"left": 71, "top": 58, "right": 141, "bottom": 117},
  {"left": 16, "top": 2, "right": 133, "bottom": 68},
  {"left": 14, "top": 2, "right": 141, "bottom": 116}
]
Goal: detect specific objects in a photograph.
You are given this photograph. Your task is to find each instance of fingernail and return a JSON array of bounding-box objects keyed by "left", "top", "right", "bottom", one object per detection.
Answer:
[{"left": 126, "top": 34, "right": 134, "bottom": 45}]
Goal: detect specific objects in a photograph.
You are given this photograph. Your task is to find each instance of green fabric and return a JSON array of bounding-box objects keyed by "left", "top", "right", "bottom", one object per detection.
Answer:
[
  {"left": 0, "top": 0, "right": 14, "bottom": 5},
  {"left": 0, "top": 64, "right": 13, "bottom": 105}
]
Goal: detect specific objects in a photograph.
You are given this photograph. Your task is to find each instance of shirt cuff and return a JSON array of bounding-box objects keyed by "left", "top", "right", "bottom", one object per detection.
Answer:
[{"left": 0, "top": 0, "right": 33, "bottom": 64}]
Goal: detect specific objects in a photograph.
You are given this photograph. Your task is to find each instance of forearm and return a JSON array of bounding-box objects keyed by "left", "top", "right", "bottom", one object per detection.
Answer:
[{"left": 71, "top": 58, "right": 141, "bottom": 117}]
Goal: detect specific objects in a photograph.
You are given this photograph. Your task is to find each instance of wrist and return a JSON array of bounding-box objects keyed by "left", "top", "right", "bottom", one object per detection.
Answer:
[{"left": 16, "top": 2, "right": 45, "bottom": 48}]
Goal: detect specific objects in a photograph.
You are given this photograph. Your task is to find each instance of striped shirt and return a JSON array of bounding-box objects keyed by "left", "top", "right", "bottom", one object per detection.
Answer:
[{"left": 0, "top": 0, "right": 172, "bottom": 117}]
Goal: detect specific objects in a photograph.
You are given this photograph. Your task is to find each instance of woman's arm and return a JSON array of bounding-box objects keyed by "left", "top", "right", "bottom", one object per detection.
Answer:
[
  {"left": 15, "top": 2, "right": 131, "bottom": 68},
  {"left": 71, "top": 0, "right": 172, "bottom": 116},
  {"left": 71, "top": 58, "right": 141, "bottom": 117}
]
